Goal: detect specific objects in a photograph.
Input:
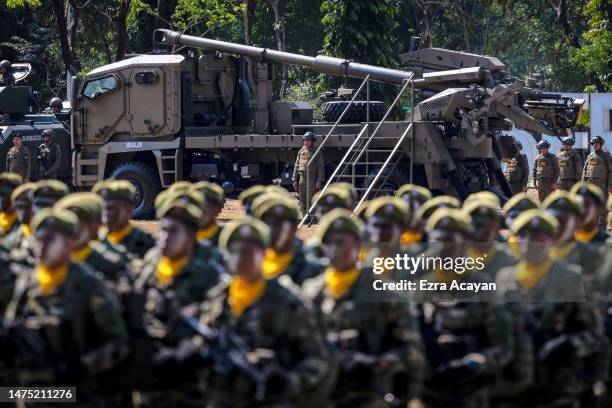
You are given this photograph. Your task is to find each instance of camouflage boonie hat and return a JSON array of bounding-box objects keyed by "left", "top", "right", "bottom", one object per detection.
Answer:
[
  {"left": 254, "top": 196, "right": 300, "bottom": 223},
  {"left": 396, "top": 184, "right": 432, "bottom": 204},
  {"left": 11, "top": 182, "right": 35, "bottom": 204},
  {"left": 570, "top": 182, "right": 605, "bottom": 206},
  {"left": 314, "top": 186, "right": 352, "bottom": 209},
  {"left": 251, "top": 192, "right": 291, "bottom": 218},
  {"left": 464, "top": 191, "right": 501, "bottom": 208},
  {"left": 542, "top": 190, "right": 582, "bottom": 215},
  {"left": 55, "top": 192, "right": 104, "bottom": 222},
  {"left": 238, "top": 185, "right": 266, "bottom": 206},
  {"left": 502, "top": 192, "right": 538, "bottom": 215},
  {"left": 331, "top": 182, "right": 357, "bottom": 202},
  {"left": 511, "top": 209, "right": 559, "bottom": 236},
  {"left": 354, "top": 201, "right": 369, "bottom": 221},
  {"left": 93, "top": 180, "right": 136, "bottom": 203},
  {"left": 463, "top": 199, "right": 500, "bottom": 219},
  {"left": 0, "top": 172, "right": 23, "bottom": 194},
  {"left": 608, "top": 195, "right": 612, "bottom": 211},
  {"left": 31, "top": 208, "right": 78, "bottom": 238},
  {"left": 417, "top": 195, "right": 461, "bottom": 220},
  {"left": 316, "top": 208, "right": 363, "bottom": 241},
  {"left": 193, "top": 181, "right": 225, "bottom": 206},
  {"left": 425, "top": 208, "right": 472, "bottom": 234},
  {"left": 364, "top": 196, "right": 410, "bottom": 224},
  {"left": 154, "top": 182, "right": 193, "bottom": 208},
  {"left": 33, "top": 180, "right": 69, "bottom": 207},
  {"left": 219, "top": 218, "right": 270, "bottom": 250},
  {"left": 157, "top": 189, "right": 205, "bottom": 211},
  {"left": 265, "top": 185, "right": 292, "bottom": 199},
  {"left": 157, "top": 199, "right": 203, "bottom": 230}
]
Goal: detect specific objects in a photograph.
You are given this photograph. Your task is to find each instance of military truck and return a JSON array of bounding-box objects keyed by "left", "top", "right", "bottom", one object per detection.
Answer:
[
  {"left": 69, "top": 29, "right": 583, "bottom": 218},
  {"left": 0, "top": 64, "right": 71, "bottom": 182}
]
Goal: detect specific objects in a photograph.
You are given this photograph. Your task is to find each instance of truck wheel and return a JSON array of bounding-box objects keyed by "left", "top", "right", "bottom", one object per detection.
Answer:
[
  {"left": 321, "top": 101, "right": 387, "bottom": 123},
  {"left": 109, "top": 161, "right": 161, "bottom": 219}
]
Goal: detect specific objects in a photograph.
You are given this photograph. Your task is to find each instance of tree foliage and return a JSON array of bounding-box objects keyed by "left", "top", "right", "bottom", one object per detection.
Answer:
[{"left": 0, "top": 0, "right": 609, "bottom": 105}]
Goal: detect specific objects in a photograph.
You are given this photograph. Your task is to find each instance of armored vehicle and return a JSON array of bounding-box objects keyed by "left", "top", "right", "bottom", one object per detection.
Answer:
[
  {"left": 69, "top": 29, "right": 583, "bottom": 218},
  {"left": 0, "top": 64, "right": 71, "bottom": 182}
]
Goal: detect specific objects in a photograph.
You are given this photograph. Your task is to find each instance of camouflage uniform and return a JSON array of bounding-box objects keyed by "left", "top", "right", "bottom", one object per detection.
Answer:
[
  {"left": 304, "top": 211, "right": 425, "bottom": 407},
  {"left": 532, "top": 151, "right": 559, "bottom": 202},
  {"left": 197, "top": 278, "right": 332, "bottom": 407},
  {"left": 557, "top": 149, "right": 582, "bottom": 191},
  {"left": 504, "top": 153, "right": 529, "bottom": 195},
  {"left": 6, "top": 145, "right": 31, "bottom": 180},
  {"left": 292, "top": 144, "right": 325, "bottom": 216},
  {"left": 0, "top": 173, "right": 22, "bottom": 239},
  {"left": 37, "top": 140, "right": 62, "bottom": 180},
  {"left": 1, "top": 209, "right": 129, "bottom": 403},
  {"left": 496, "top": 210, "right": 605, "bottom": 406},
  {"left": 582, "top": 149, "right": 612, "bottom": 229}
]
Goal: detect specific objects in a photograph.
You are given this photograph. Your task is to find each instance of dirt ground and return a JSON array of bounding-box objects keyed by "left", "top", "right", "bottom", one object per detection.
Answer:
[
  {"left": 135, "top": 197, "right": 318, "bottom": 241},
  {"left": 136, "top": 188, "right": 538, "bottom": 241}
]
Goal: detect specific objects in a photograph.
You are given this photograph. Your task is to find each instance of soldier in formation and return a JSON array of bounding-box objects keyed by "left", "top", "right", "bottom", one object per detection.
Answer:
[
  {"left": 6, "top": 134, "right": 31, "bottom": 181},
  {"left": 1, "top": 174, "right": 612, "bottom": 407},
  {"left": 532, "top": 139, "right": 560, "bottom": 202},
  {"left": 503, "top": 140, "right": 530, "bottom": 194},
  {"left": 37, "top": 129, "right": 62, "bottom": 180},
  {"left": 292, "top": 131, "right": 325, "bottom": 217}
]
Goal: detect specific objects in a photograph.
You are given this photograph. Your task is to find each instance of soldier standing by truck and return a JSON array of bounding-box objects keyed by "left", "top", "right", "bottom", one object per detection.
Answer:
[
  {"left": 557, "top": 136, "right": 582, "bottom": 191},
  {"left": 504, "top": 140, "right": 529, "bottom": 195},
  {"left": 0, "top": 60, "right": 14, "bottom": 86},
  {"left": 6, "top": 134, "right": 31, "bottom": 182},
  {"left": 532, "top": 140, "right": 559, "bottom": 202},
  {"left": 582, "top": 136, "right": 612, "bottom": 230},
  {"left": 37, "top": 129, "right": 62, "bottom": 180},
  {"left": 292, "top": 131, "right": 324, "bottom": 217}
]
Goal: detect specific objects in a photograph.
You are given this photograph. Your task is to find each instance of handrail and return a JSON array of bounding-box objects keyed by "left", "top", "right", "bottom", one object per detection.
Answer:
[
  {"left": 298, "top": 124, "right": 370, "bottom": 227},
  {"left": 304, "top": 75, "right": 371, "bottom": 216},
  {"left": 350, "top": 74, "right": 414, "bottom": 171},
  {"left": 353, "top": 123, "right": 413, "bottom": 214},
  {"left": 307, "top": 75, "right": 371, "bottom": 165}
]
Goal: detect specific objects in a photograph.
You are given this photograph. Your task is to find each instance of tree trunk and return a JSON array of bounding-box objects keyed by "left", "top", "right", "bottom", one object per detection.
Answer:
[
  {"left": 67, "top": 0, "right": 81, "bottom": 72},
  {"left": 115, "top": 0, "right": 131, "bottom": 61},
  {"left": 454, "top": 0, "right": 472, "bottom": 52},
  {"left": 243, "top": 0, "right": 256, "bottom": 95},
  {"left": 51, "top": 0, "right": 76, "bottom": 74},
  {"left": 546, "top": 0, "right": 581, "bottom": 48},
  {"left": 416, "top": 0, "right": 433, "bottom": 47},
  {"left": 269, "top": 0, "right": 288, "bottom": 99}
]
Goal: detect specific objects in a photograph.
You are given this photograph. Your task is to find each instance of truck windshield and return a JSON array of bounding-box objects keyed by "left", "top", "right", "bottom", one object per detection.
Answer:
[{"left": 82, "top": 76, "right": 118, "bottom": 99}]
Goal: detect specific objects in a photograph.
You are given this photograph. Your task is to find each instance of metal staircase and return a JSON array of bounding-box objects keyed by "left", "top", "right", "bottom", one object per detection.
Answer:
[{"left": 299, "top": 74, "right": 415, "bottom": 227}]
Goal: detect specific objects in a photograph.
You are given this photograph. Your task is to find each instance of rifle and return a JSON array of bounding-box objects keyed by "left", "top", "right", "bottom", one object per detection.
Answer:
[{"left": 166, "top": 316, "right": 272, "bottom": 401}]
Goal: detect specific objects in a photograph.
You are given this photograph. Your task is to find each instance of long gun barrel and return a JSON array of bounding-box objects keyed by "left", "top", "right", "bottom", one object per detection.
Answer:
[{"left": 154, "top": 29, "right": 415, "bottom": 85}]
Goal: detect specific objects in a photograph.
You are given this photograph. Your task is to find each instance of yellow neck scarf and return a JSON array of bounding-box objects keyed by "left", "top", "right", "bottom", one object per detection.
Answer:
[
  {"left": 516, "top": 260, "right": 553, "bottom": 290},
  {"left": 262, "top": 248, "right": 294, "bottom": 279},
  {"left": 229, "top": 276, "right": 266, "bottom": 317},
  {"left": 0, "top": 211, "right": 17, "bottom": 234},
  {"left": 36, "top": 263, "right": 69, "bottom": 296},
  {"left": 156, "top": 256, "right": 189, "bottom": 286},
  {"left": 197, "top": 224, "right": 220, "bottom": 241},
  {"left": 107, "top": 222, "right": 133, "bottom": 245},
  {"left": 576, "top": 228, "right": 599, "bottom": 243},
  {"left": 325, "top": 266, "right": 360, "bottom": 299},
  {"left": 22, "top": 224, "right": 32, "bottom": 237},
  {"left": 551, "top": 242, "right": 576, "bottom": 260},
  {"left": 508, "top": 234, "right": 521, "bottom": 259},
  {"left": 467, "top": 246, "right": 497, "bottom": 267},
  {"left": 400, "top": 230, "right": 423, "bottom": 246},
  {"left": 72, "top": 244, "right": 94, "bottom": 263}
]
